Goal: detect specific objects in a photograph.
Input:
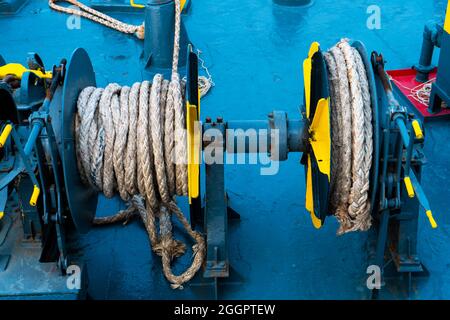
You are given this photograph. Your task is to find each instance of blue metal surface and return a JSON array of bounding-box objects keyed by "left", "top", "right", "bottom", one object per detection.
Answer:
[
  {"left": 273, "top": 0, "right": 313, "bottom": 7},
  {"left": 0, "top": 0, "right": 27, "bottom": 14},
  {"left": 90, "top": 0, "right": 191, "bottom": 13},
  {"left": 429, "top": 31, "right": 450, "bottom": 112},
  {"left": 414, "top": 22, "right": 443, "bottom": 83},
  {"left": 0, "top": 210, "right": 85, "bottom": 299},
  {"left": 1, "top": 0, "right": 450, "bottom": 300},
  {"left": 143, "top": 0, "right": 190, "bottom": 76}
]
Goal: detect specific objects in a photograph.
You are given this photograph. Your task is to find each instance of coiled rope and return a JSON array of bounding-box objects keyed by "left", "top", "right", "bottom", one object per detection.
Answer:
[
  {"left": 324, "top": 40, "right": 373, "bottom": 234},
  {"left": 75, "top": 0, "right": 205, "bottom": 289}
]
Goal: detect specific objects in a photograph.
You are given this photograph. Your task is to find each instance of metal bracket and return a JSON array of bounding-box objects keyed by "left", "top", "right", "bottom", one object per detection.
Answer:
[{"left": 190, "top": 120, "right": 242, "bottom": 299}]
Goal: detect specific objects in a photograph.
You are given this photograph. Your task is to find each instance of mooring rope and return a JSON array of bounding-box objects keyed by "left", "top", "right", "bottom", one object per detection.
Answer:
[
  {"left": 74, "top": 0, "right": 205, "bottom": 289},
  {"left": 48, "top": 0, "right": 214, "bottom": 96},
  {"left": 324, "top": 40, "right": 373, "bottom": 234},
  {"left": 48, "top": 0, "right": 145, "bottom": 39}
]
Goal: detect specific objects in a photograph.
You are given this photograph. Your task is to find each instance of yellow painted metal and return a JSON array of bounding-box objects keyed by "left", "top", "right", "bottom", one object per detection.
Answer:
[
  {"left": 0, "top": 124, "right": 12, "bottom": 148},
  {"left": 130, "top": 0, "right": 186, "bottom": 10},
  {"left": 445, "top": 0, "right": 450, "bottom": 34},
  {"left": 309, "top": 98, "right": 331, "bottom": 181},
  {"left": 0, "top": 212, "right": 3, "bottom": 220},
  {"left": 186, "top": 100, "right": 200, "bottom": 203},
  {"left": 305, "top": 156, "right": 322, "bottom": 229},
  {"left": 0, "top": 63, "right": 51, "bottom": 80},
  {"left": 426, "top": 210, "right": 438, "bottom": 229},
  {"left": 130, "top": 0, "right": 145, "bottom": 8},
  {"left": 412, "top": 120, "right": 424, "bottom": 139},
  {"left": 403, "top": 176, "right": 415, "bottom": 198},
  {"left": 303, "top": 42, "right": 325, "bottom": 229},
  {"left": 29, "top": 185, "right": 40, "bottom": 207},
  {"left": 303, "top": 42, "right": 320, "bottom": 119}
]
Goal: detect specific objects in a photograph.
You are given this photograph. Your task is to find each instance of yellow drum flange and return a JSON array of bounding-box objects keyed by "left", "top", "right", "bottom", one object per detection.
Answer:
[
  {"left": 186, "top": 92, "right": 201, "bottom": 203},
  {"left": 186, "top": 46, "right": 201, "bottom": 204},
  {"left": 303, "top": 42, "right": 332, "bottom": 229}
]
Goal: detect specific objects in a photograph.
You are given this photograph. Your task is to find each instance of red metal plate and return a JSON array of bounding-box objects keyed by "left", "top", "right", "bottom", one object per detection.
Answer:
[{"left": 387, "top": 68, "right": 450, "bottom": 118}]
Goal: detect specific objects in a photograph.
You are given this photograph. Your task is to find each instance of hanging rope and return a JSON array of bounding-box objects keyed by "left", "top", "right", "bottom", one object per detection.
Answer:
[
  {"left": 74, "top": 0, "right": 205, "bottom": 289},
  {"left": 49, "top": 0, "right": 215, "bottom": 96},
  {"left": 48, "top": 0, "right": 145, "bottom": 39},
  {"left": 324, "top": 39, "right": 373, "bottom": 234}
]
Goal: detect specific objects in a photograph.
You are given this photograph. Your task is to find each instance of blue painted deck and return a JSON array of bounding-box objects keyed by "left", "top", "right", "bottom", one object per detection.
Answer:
[{"left": 1, "top": 0, "right": 450, "bottom": 299}]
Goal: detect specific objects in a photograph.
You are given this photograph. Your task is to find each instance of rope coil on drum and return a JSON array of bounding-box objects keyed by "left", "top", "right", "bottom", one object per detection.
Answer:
[
  {"left": 74, "top": 0, "right": 205, "bottom": 289},
  {"left": 324, "top": 39, "right": 373, "bottom": 234}
]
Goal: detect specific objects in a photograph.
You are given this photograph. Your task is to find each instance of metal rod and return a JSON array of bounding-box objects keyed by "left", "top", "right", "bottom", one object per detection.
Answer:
[
  {"left": 24, "top": 121, "right": 44, "bottom": 156},
  {"left": 395, "top": 117, "right": 410, "bottom": 148},
  {"left": 225, "top": 119, "right": 306, "bottom": 155},
  {"left": 414, "top": 23, "right": 443, "bottom": 83}
]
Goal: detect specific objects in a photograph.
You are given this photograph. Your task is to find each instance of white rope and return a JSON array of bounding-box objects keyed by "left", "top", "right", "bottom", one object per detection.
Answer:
[
  {"left": 48, "top": 0, "right": 145, "bottom": 39},
  {"left": 325, "top": 39, "right": 373, "bottom": 234},
  {"left": 183, "top": 49, "right": 215, "bottom": 97},
  {"left": 49, "top": 0, "right": 215, "bottom": 97},
  {"left": 390, "top": 76, "right": 443, "bottom": 107},
  {"left": 75, "top": 0, "right": 205, "bottom": 289},
  {"left": 50, "top": 0, "right": 216, "bottom": 99}
]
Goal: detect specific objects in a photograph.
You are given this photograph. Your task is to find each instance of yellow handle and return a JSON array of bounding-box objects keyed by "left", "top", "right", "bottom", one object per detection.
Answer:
[
  {"left": 404, "top": 176, "right": 415, "bottom": 198},
  {"left": 29, "top": 185, "right": 40, "bottom": 206},
  {"left": 412, "top": 120, "right": 424, "bottom": 139},
  {"left": 426, "top": 210, "right": 438, "bottom": 229},
  {"left": 130, "top": 0, "right": 145, "bottom": 8},
  {"left": 0, "top": 124, "right": 12, "bottom": 148},
  {"left": 0, "top": 63, "right": 51, "bottom": 80}
]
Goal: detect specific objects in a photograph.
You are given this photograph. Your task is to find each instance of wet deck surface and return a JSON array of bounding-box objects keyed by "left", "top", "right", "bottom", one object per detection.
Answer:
[{"left": 1, "top": 0, "right": 450, "bottom": 299}]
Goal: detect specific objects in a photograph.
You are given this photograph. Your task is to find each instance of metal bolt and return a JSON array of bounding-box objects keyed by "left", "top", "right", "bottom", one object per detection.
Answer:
[
  {"left": 217, "top": 117, "right": 223, "bottom": 123},
  {"left": 205, "top": 117, "right": 212, "bottom": 123}
]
